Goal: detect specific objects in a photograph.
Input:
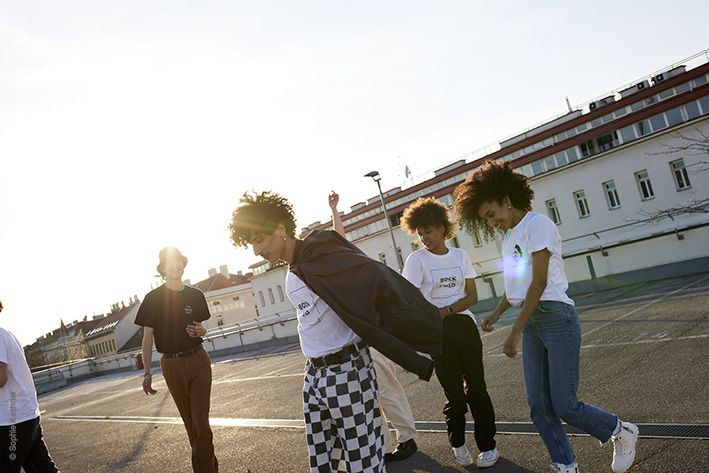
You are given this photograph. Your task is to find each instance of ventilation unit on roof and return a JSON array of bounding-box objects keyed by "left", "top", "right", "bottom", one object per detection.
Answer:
[
  {"left": 652, "top": 73, "right": 665, "bottom": 85},
  {"left": 589, "top": 95, "right": 615, "bottom": 111}
]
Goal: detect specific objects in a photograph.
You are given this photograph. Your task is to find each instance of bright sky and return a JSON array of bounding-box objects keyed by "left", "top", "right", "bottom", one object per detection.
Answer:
[{"left": 1, "top": 1, "right": 708, "bottom": 345}]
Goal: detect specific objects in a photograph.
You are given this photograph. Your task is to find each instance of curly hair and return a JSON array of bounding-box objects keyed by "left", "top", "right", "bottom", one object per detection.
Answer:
[
  {"left": 400, "top": 197, "right": 458, "bottom": 240},
  {"left": 229, "top": 191, "right": 297, "bottom": 247},
  {"left": 453, "top": 160, "right": 534, "bottom": 240}
]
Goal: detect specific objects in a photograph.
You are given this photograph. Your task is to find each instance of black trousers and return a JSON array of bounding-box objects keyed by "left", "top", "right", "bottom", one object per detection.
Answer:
[
  {"left": 0, "top": 416, "right": 59, "bottom": 473},
  {"left": 434, "top": 314, "right": 497, "bottom": 451}
]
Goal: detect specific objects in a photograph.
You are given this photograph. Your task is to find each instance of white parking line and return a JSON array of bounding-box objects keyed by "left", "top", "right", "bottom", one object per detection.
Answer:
[{"left": 581, "top": 275, "right": 709, "bottom": 338}]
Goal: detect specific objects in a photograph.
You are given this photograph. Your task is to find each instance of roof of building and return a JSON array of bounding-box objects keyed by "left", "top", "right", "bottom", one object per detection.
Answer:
[
  {"left": 193, "top": 273, "right": 251, "bottom": 292},
  {"left": 117, "top": 326, "right": 144, "bottom": 353},
  {"left": 83, "top": 302, "right": 140, "bottom": 340}
]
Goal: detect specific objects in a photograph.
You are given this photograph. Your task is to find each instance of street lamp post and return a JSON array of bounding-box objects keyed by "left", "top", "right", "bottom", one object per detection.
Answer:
[{"left": 365, "top": 171, "right": 403, "bottom": 271}]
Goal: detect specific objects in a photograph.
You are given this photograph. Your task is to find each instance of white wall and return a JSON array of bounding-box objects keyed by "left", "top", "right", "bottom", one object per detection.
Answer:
[
  {"left": 203, "top": 283, "right": 258, "bottom": 328},
  {"left": 250, "top": 266, "right": 293, "bottom": 318}
]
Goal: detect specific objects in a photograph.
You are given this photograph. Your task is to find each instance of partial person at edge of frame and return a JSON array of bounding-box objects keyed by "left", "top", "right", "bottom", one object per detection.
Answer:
[{"left": 0, "top": 298, "right": 61, "bottom": 473}]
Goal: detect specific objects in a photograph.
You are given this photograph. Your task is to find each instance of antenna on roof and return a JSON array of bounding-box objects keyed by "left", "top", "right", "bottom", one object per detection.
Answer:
[{"left": 565, "top": 97, "right": 573, "bottom": 113}]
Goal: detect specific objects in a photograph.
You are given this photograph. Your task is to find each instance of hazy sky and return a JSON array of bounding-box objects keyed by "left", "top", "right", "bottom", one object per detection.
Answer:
[{"left": 1, "top": 1, "right": 708, "bottom": 345}]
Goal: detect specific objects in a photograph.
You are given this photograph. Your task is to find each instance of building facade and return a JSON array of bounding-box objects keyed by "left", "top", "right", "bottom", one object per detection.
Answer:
[{"left": 254, "top": 51, "right": 709, "bottom": 308}]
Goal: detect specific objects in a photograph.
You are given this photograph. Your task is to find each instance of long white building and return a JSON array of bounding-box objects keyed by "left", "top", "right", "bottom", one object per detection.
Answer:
[{"left": 252, "top": 50, "right": 709, "bottom": 313}]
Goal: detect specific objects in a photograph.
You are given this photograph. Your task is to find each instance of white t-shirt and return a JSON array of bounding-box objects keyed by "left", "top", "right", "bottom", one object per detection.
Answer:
[
  {"left": 285, "top": 271, "right": 360, "bottom": 359},
  {"left": 0, "top": 327, "right": 41, "bottom": 426},
  {"left": 501, "top": 211, "right": 574, "bottom": 307},
  {"left": 402, "top": 246, "right": 477, "bottom": 321}
]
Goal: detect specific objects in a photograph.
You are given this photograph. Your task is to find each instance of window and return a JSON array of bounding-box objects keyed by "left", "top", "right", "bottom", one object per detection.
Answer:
[
  {"left": 546, "top": 199, "right": 562, "bottom": 224},
  {"left": 613, "top": 107, "right": 627, "bottom": 118},
  {"left": 573, "top": 190, "right": 590, "bottom": 218},
  {"left": 635, "top": 120, "right": 651, "bottom": 137},
  {"left": 566, "top": 147, "right": 579, "bottom": 162},
  {"left": 580, "top": 140, "right": 596, "bottom": 158},
  {"left": 665, "top": 107, "right": 683, "bottom": 127},
  {"left": 619, "top": 125, "right": 636, "bottom": 144},
  {"left": 531, "top": 160, "right": 544, "bottom": 175},
  {"left": 277, "top": 285, "right": 284, "bottom": 302},
  {"left": 635, "top": 170, "right": 655, "bottom": 200},
  {"left": 675, "top": 82, "right": 690, "bottom": 93},
  {"left": 602, "top": 180, "right": 621, "bottom": 209},
  {"left": 268, "top": 288, "right": 275, "bottom": 304},
  {"left": 543, "top": 155, "right": 557, "bottom": 171},
  {"left": 596, "top": 131, "right": 619, "bottom": 153},
  {"left": 685, "top": 101, "right": 701, "bottom": 120},
  {"left": 649, "top": 113, "right": 667, "bottom": 131},
  {"left": 658, "top": 89, "right": 674, "bottom": 100},
  {"left": 258, "top": 291, "right": 265, "bottom": 307},
  {"left": 700, "top": 96, "right": 709, "bottom": 115},
  {"left": 670, "top": 159, "right": 691, "bottom": 190},
  {"left": 694, "top": 74, "right": 708, "bottom": 86}
]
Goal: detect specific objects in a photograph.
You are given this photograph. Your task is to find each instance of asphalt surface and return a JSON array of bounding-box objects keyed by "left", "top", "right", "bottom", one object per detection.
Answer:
[{"left": 37, "top": 273, "right": 709, "bottom": 472}]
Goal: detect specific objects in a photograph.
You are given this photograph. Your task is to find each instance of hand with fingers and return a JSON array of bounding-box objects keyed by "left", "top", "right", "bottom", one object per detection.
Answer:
[
  {"left": 142, "top": 374, "right": 157, "bottom": 395},
  {"left": 186, "top": 322, "right": 206, "bottom": 338},
  {"left": 481, "top": 312, "right": 500, "bottom": 332},
  {"left": 328, "top": 191, "right": 339, "bottom": 210}
]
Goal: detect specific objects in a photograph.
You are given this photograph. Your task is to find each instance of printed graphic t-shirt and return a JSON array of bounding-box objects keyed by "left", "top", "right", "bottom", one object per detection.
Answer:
[
  {"left": 134, "top": 285, "right": 210, "bottom": 353},
  {"left": 0, "top": 327, "right": 41, "bottom": 426},
  {"left": 285, "top": 271, "right": 360, "bottom": 359},
  {"left": 402, "top": 246, "right": 477, "bottom": 321},
  {"left": 501, "top": 211, "right": 574, "bottom": 307}
]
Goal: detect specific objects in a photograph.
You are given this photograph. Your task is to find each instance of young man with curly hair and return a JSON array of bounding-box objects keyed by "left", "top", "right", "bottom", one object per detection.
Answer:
[
  {"left": 453, "top": 160, "right": 638, "bottom": 473},
  {"left": 399, "top": 197, "right": 499, "bottom": 468},
  {"left": 229, "top": 191, "right": 442, "bottom": 473}
]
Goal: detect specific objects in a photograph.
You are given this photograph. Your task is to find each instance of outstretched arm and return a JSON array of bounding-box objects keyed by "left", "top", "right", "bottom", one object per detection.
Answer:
[{"left": 328, "top": 191, "right": 345, "bottom": 237}]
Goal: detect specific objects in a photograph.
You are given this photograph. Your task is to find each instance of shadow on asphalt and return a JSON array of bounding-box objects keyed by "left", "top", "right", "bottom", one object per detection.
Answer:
[
  {"left": 110, "top": 393, "right": 172, "bottom": 470},
  {"left": 387, "top": 452, "right": 536, "bottom": 472}
]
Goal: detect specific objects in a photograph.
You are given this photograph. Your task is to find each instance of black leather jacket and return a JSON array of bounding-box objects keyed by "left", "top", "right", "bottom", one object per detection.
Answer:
[{"left": 290, "top": 230, "right": 442, "bottom": 380}]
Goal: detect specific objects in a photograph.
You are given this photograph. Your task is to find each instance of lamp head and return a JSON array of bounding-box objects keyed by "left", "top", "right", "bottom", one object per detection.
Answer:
[{"left": 364, "top": 170, "right": 381, "bottom": 182}]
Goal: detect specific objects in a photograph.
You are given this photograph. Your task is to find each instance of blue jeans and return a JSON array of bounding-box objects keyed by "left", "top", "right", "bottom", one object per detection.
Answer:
[{"left": 522, "top": 301, "right": 617, "bottom": 465}]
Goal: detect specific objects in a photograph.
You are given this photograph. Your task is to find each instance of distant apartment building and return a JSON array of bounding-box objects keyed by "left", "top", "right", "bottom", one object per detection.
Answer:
[
  {"left": 25, "top": 298, "right": 142, "bottom": 368},
  {"left": 191, "top": 265, "right": 257, "bottom": 328}
]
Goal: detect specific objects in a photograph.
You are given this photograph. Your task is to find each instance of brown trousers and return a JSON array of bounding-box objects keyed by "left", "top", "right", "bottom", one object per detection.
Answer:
[{"left": 161, "top": 347, "right": 218, "bottom": 473}]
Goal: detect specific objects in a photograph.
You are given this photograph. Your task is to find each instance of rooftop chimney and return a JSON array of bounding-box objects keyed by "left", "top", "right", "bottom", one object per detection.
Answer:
[
  {"left": 208, "top": 268, "right": 217, "bottom": 277},
  {"left": 220, "top": 265, "right": 229, "bottom": 277}
]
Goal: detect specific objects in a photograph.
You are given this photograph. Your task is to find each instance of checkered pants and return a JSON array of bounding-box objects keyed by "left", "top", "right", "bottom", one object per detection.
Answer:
[{"left": 303, "top": 346, "right": 386, "bottom": 473}]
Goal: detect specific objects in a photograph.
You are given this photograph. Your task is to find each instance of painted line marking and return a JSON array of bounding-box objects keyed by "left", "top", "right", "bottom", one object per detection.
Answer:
[{"left": 50, "top": 415, "right": 709, "bottom": 440}]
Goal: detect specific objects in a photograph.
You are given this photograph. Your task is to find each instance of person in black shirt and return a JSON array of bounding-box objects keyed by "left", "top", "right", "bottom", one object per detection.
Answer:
[{"left": 135, "top": 247, "right": 218, "bottom": 473}]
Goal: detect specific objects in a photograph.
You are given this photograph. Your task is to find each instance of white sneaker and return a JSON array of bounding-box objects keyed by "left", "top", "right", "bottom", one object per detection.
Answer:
[
  {"left": 477, "top": 448, "right": 500, "bottom": 468},
  {"left": 453, "top": 445, "right": 474, "bottom": 466},
  {"left": 549, "top": 462, "right": 579, "bottom": 473},
  {"left": 611, "top": 421, "right": 639, "bottom": 473}
]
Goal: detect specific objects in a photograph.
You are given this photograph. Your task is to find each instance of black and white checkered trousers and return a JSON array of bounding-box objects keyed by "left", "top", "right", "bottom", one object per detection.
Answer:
[{"left": 303, "top": 345, "right": 386, "bottom": 472}]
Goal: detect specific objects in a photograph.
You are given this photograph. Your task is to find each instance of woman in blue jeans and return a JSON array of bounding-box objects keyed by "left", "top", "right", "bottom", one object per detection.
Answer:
[{"left": 452, "top": 160, "right": 638, "bottom": 473}]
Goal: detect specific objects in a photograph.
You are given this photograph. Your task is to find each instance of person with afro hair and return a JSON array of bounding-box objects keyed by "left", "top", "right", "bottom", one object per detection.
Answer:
[
  {"left": 400, "top": 197, "right": 499, "bottom": 468},
  {"left": 453, "top": 160, "right": 638, "bottom": 473}
]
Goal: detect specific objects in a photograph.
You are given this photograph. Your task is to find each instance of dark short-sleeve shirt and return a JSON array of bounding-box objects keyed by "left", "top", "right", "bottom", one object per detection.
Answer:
[{"left": 134, "top": 285, "right": 211, "bottom": 354}]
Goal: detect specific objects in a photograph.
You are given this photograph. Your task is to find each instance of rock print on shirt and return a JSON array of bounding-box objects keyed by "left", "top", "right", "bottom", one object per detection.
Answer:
[{"left": 431, "top": 267, "right": 465, "bottom": 300}]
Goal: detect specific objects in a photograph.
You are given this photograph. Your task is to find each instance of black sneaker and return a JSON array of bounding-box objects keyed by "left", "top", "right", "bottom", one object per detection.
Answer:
[{"left": 387, "top": 439, "right": 418, "bottom": 462}]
